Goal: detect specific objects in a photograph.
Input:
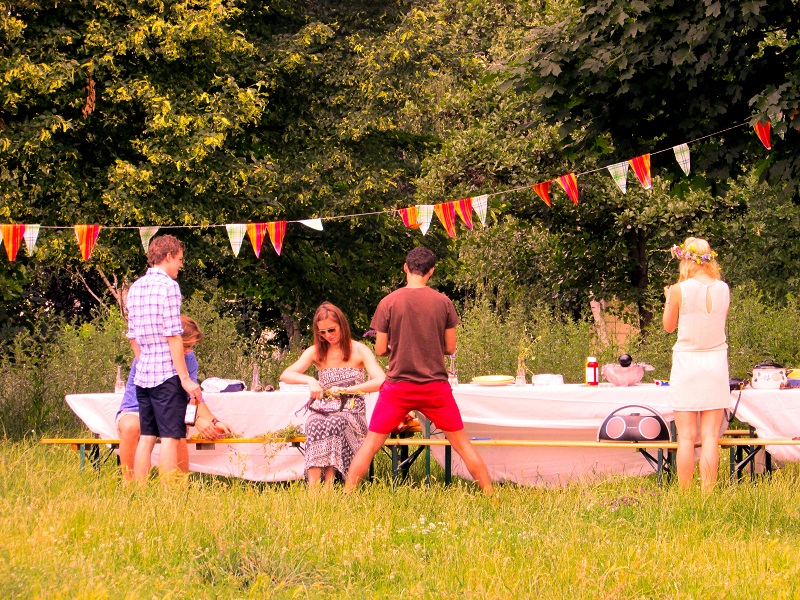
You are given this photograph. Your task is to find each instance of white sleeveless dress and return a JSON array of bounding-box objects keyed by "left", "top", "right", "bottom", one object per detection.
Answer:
[{"left": 669, "top": 279, "right": 732, "bottom": 411}]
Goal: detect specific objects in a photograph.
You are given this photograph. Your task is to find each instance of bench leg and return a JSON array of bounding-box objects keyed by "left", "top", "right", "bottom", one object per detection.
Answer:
[{"left": 444, "top": 445, "right": 451, "bottom": 486}]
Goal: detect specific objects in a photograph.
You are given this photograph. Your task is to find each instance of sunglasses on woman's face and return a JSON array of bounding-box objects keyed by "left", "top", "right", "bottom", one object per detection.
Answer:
[{"left": 318, "top": 327, "right": 338, "bottom": 335}]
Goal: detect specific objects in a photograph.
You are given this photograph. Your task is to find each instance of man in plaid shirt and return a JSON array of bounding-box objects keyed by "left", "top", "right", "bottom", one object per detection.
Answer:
[{"left": 127, "top": 234, "right": 202, "bottom": 481}]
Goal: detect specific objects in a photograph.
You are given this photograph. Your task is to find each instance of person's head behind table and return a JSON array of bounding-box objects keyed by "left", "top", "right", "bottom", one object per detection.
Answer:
[
  {"left": 147, "top": 234, "right": 184, "bottom": 267},
  {"left": 313, "top": 302, "right": 353, "bottom": 362},
  {"left": 180, "top": 315, "right": 203, "bottom": 351},
  {"left": 405, "top": 246, "right": 436, "bottom": 275},
  {"left": 672, "top": 236, "right": 721, "bottom": 282}
]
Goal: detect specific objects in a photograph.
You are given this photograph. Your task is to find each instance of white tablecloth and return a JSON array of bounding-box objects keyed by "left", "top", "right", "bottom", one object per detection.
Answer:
[
  {"left": 65, "top": 391, "right": 378, "bottom": 482},
  {"left": 430, "top": 383, "right": 678, "bottom": 486},
  {"left": 731, "top": 388, "right": 800, "bottom": 461}
]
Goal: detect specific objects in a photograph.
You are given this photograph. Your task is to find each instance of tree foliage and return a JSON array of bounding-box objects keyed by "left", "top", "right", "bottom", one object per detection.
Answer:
[{"left": 501, "top": 0, "right": 800, "bottom": 194}]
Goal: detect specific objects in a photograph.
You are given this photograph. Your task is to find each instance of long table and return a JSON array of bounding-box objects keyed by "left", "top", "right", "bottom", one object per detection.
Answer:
[
  {"left": 731, "top": 387, "right": 800, "bottom": 462},
  {"left": 65, "top": 390, "right": 378, "bottom": 482},
  {"left": 430, "top": 383, "right": 679, "bottom": 486}
]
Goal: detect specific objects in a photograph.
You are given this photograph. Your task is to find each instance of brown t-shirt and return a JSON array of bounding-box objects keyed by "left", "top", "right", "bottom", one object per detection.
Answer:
[{"left": 370, "top": 286, "right": 460, "bottom": 383}]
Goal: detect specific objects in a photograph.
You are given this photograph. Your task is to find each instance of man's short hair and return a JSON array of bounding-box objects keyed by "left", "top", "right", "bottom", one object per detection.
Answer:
[
  {"left": 147, "top": 235, "right": 184, "bottom": 267},
  {"left": 406, "top": 246, "right": 437, "bottom": 275}
]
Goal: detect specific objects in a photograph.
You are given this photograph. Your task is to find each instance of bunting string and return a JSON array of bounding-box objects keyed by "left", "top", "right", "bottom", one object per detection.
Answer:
[{"left": 1, "top": 117, "right": 780, "bottom": 260}]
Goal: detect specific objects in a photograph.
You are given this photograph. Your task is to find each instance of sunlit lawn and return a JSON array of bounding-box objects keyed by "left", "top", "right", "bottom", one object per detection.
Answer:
[{"left": 2, "top": 441, "right": 800, "bottom": 599}]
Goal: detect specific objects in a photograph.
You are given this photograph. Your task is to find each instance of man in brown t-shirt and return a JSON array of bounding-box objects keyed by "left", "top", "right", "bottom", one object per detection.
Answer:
[{"left": 344, "top": 247, "right": 493, "bottom": 494}]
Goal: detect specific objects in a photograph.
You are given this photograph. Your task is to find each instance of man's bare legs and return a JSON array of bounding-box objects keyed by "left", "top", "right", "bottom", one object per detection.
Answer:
[
  {"left": 344, "top": 429, "right": 494, "bottom": 495},
  {"left": 442, "top": 429, "right": 494, "bottom": 495}
]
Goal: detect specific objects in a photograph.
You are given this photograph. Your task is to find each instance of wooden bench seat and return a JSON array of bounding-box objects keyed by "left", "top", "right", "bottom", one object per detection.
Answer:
[{"left": 44, "top": 432, "right": 800, "bottom": 486}]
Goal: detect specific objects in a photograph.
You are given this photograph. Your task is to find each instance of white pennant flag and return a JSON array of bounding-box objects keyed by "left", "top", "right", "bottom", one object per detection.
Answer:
[
  {"left": 23, "top": 224, "right": 40, "bottom": 254},
  {"left": 226, "top": 224, "right": 247, "bottom": 257},
  {"left": 607, "top": 162, "right": 629, "bottom": 194},
  {"left": 472, "top": 195, "right": 488, "bottom": 227},
  {"left": 673, "top": 143, "right": 691, "bottom": 176},
  {"left": 299, "top": 219, "right": 324, "bottom": 231},
  {"left": 139, "top": 226, "right": 159, "bottom": 254},
  {"left": 416, "top": 204, "right": 434, "bottom": 235}
]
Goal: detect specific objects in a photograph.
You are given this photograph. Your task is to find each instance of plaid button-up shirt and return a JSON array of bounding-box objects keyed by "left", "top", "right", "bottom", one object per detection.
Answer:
[{"left": 126, "top": 267, "right": 184, "bottom": 388}]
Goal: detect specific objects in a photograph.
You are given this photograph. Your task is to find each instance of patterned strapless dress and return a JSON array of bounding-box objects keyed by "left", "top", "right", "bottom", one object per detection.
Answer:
[{"left": 304, "top": 367, "right": 368, "bottom": 479}]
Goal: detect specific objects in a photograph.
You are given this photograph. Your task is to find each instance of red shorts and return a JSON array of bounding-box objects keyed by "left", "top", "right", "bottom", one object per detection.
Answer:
[{"left": 369, "top": 380, "right": 464, "bottom": 434}]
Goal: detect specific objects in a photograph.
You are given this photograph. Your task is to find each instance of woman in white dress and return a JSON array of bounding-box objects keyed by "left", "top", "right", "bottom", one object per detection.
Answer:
[{"left": 663, "top": 237, "right": 730, "bottom": 491}]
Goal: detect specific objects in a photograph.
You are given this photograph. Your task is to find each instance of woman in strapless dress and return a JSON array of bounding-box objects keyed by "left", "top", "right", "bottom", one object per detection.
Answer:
[{"left": 280, "top": 302, "right": 385, "bottom": 489}]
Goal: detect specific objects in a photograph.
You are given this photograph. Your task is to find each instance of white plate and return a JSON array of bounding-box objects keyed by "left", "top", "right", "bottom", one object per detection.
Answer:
[{"left": 472, "top": 375, "right": 515, "bottom": 386}]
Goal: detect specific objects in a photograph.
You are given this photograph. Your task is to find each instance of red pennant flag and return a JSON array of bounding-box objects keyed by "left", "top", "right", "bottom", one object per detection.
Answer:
[
  {"left": 74, "top": 224, "right": 100, "bottom": 260},
  {"left": 246, "top": 223, "right": 267, "bottom": 258},
  {"left": 434, "top": 202, "right": 457, "bottom": 237},
  {"left": 532, "top": 181, "right": 552, "bottom": 207},
  {"left": 454, "top": 198, "right": 473, "bottom": 230},
  {"left": 628, "top": 154, "right": 652, "bottom": 190},
  {"left": 754, "top": 121, "right": 771, "bottom": 149},
  {"left": 1, "top": 224, "right": 26, "bottom": 261},
  {"left": 267, "top": 221, "right": 287, "bottom": 256},
  {"left": 399, "top": 207, "right": 420, "bottom": 228},
  {"left": 556, "top": 173, "right": 579, "bottom": 205}
]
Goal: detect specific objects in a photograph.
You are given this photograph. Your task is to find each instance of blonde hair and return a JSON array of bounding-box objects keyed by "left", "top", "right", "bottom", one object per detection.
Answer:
[{"left": 677, "top": 237, "right": 721, "bottom": 282}]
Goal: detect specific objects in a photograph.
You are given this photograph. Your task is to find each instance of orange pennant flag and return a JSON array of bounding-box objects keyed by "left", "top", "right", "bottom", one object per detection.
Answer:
[
  {"left": 399, "top": 207, "right": 420, "bottom": 228},
  {"left": 74, "top": 224, "right": 100, "bottom": 260},
  {"left": 754, "top": 121, "right": 771, "bottom": 150},
  {"left": 1, "top": 224, "right": 26, "bottom": 261},
  {"left": 556, "top": 173, "right": 579, "bottom": 205},
  {"left": 246, "top": 223, "right": 267, "bottom": 257},
  {"left": 454, "top": 198, "right": 473, "bottom": 230},
  {"left": 532, "top": 181, "right": 552, "bottom": 207},
  {"left": 267, "top": 221, "right": 287, "bottom": 256},
  {"left": 434, "top": 202, "right": 457, "bottom": 237},
  {"left": 628, "top": 154, "right": 652, "bottom": 190}
]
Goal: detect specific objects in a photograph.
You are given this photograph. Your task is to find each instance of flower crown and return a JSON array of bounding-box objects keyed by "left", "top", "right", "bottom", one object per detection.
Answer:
[{"left": 671, "top": 243, "right": 718, "bottom": 264}]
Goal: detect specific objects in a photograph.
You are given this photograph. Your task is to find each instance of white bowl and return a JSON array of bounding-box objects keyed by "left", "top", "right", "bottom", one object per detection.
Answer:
[{"left": 531, "top": 374, "right": 564, "bottom": 386}]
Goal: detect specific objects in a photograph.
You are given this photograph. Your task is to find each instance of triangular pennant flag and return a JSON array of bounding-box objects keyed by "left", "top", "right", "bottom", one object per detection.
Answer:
[
  {"left": 267, "top": 221, "right": 287, "bottom": 256},
  {"left": 74, "top": 224, "right": 100, "bottom": 260},
  {"left": 556, "top": 173, "right": 579, "bottom": 205},
  {"left": 754, "top": 121, "right": 771, "bottom": 150},
  {"left": 606, "top": 162, "right": 629, "bottom": 194},
  {"left": 628, "top": 154, "right": 652, "bottom": 190},
  {"left": 398, "top": 207, "right": 420, "bottom": 229},
  {"left": 672, "top": 144, "right": 691, "bottom": 176},
  {"left": 454, "top": 198, "right": 473, "bottom": 230},
  {"left": 472, "top": 195, "right": 488, "bottom": 226},
  {"left": 434, "top": 202, "right": 457, "bottom": 238},
  {"left": 416, "top": 205, "right": 434, "bottom": 235},
  {"left": 1, "top": 224, "right": 26, "bottom": 261},
  {"left": 532, "top": 181, "right": 552, "bottom": 207},
  {"left": 138, "top": 226, "right": 159, "bottom": 254},
  {"left": 23, "top": 224, "right": 40, "bottom": 254},
  {"left": 225, "top": 224, "right": 247, "bottom": 257},
  {"left": 246, "top": 223, "right": 267, "bottom": 258},
  {"left": 299, "top": 219, "right": 324, "bottom": 231}
]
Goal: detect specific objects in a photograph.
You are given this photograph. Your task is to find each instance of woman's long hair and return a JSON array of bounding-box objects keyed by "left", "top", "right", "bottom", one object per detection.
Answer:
[
  {"left": 313, "top": 302, "right": 353, "bottom": 364},
  {"left": 677, "top": 237, "right": 722, "bottom": 282}
]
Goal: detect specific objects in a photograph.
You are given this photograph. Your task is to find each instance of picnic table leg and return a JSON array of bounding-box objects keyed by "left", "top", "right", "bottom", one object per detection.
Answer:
[
  {"left": 657, "top": 449, "right": 663, "bottom": 488},
  {"left": 391, "top": 445, "right": 399, "bottom": 487},
  {"left": 444, "top": 445, "right": 451, "bottom": 486},
  {"left": 424, "top": 418, "right": 431, "bottom": 487},
  {"left": 79, "top": 443, "right": 86, "bottom": 471}
]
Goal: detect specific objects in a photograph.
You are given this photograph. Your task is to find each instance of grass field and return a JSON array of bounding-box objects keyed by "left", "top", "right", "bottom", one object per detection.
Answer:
[{"left": 2, "top": 441, "right": 800, "bottom": 599}]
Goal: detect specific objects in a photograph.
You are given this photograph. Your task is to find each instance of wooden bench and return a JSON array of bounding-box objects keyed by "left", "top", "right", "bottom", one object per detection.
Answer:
[{"left": 45, "top": 431, "right": 799, "bottom": 487}]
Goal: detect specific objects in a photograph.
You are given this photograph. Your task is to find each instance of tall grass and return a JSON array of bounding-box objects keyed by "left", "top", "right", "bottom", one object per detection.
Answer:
[{"left": 3, "top": 441, "right": 800, "bottom": 598}]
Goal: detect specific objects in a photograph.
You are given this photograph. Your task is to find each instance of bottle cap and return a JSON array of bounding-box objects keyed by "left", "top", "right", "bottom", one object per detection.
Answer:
[{"left": 587, "top": 356, "right": 597, "bottom": 362}]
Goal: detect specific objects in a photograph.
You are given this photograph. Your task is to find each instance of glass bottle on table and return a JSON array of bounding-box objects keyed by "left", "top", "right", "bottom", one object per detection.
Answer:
[
  {"left": 114, "top": 365, "right": 125, "bottom": 393},
  {"left": 515, "top": 357, "right": 527, "bottom": 386},
  {"left": 447, "top": 354, "right": 459, "bottom": 388}
]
